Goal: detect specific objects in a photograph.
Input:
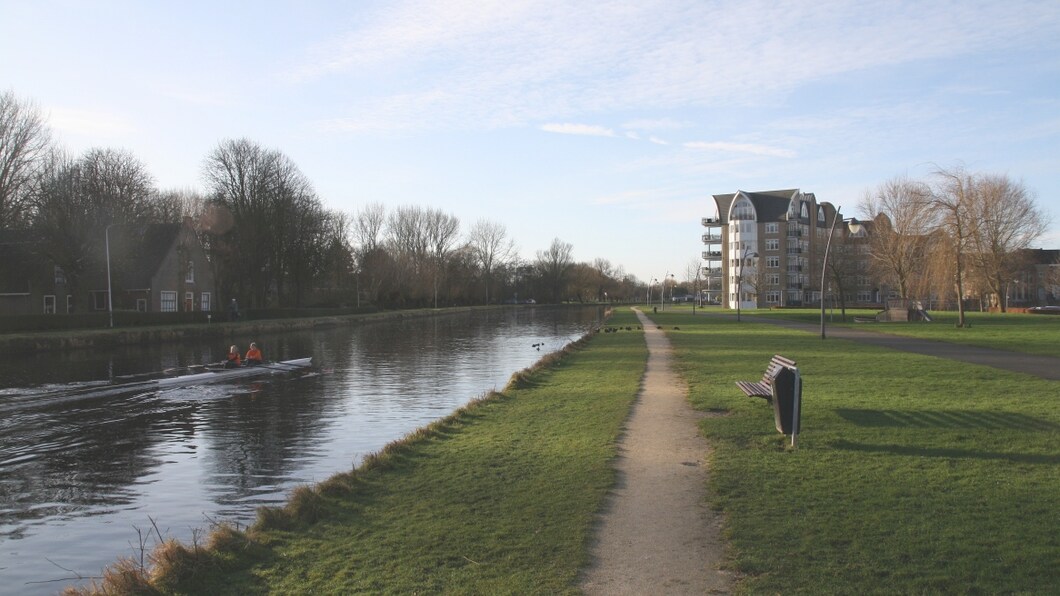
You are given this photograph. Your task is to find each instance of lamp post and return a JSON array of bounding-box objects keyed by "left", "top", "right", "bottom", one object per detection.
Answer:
[
  {"left": 105, "top": 223, "right": 115, "bottom": 328},
  {"left": 660, "top": 271, "right": 672, "bottom": 311},
  {"left": 818, "top": 212, "right": 860, "bottom": 339},
  {"left": 735, "top": 248, "right": 758, "bottom": 322},
  {"left": 647, "top": 277, "right": 657, "bottom": 306}
]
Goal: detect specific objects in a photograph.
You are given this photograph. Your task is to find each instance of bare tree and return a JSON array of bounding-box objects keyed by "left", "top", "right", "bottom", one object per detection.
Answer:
[
  {"left": 202, "top": 138, "right": 330, "bottom": 307},
  {"left": 424, "top": 208, "right": 460, "bottom": 308},
  {"left": 386, "top": 205, "right": 431, "bottom": 306},
  {"left": 859, "top": 176, "right": 936, "bottom": 300},
  {"left": 32, "top": 148, "right": 157, "bottom": 311},
  {"left": 962, "top": 173, "right": 1049, "bottom": 312},
  {"left": 0, "top": 91, "right": 52, "bottom": 228},
  {"left": 535, "top": 238, "right": 574, "bottom": 303},
  {"left": 467, "top": 219, "right": 515, "bottom": 304},
  {"left": 930, "top": 166, "right": 977, "bottom": 327},
  {"left": 151, "top": 187, "right": 208, "bottom": 224},
  {"left": 352, "top": 202, "right": 388, "bottom": 305}
]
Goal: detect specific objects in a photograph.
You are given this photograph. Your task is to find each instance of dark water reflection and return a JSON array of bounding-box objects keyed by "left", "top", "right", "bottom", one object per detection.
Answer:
[{"left": 0, "top": 307, "right": 602, "bottom": 594}]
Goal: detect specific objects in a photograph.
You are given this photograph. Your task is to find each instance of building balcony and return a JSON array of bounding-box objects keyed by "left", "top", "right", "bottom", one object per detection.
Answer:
[
  {"left": 701, "top": 233, "right": 722, "bottom": 243},
  {"left": 702, "top": 251, "right": 723, "bottom": 260},
  {"left": 701, "top": 217, "right": 722, "bottom": 227}
]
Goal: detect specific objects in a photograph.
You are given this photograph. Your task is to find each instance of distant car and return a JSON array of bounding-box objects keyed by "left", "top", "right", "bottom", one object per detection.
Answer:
[
  {"left": 1027, "top": 306, "right": 1060, "bottom": 315},
  {"left": 525, "top": 298, "right": 536, "bottom": 304}
]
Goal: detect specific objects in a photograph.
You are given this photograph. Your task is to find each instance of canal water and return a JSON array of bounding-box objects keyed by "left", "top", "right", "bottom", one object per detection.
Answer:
[{"left": 0, "top": 307, "right": 603, "bottom": 594}]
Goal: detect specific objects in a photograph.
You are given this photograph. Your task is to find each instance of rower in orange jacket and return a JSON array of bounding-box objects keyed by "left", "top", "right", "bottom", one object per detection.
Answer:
[
  {"left": 225, "top": 345, "right": 242, "bottom": 368},
  {"left": 245, "top": 342, "right": 263, "bottom": 366}
]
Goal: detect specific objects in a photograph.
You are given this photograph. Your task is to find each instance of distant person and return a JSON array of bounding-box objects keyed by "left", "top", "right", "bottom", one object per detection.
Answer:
[
  {"left": 245, "top": 342, "right": 263, "bottom": 366},
  {"left": 225, "top": 345, "right": 242, "bottom": 368},
  {"left": 228, "top": 298, "right": 240, "bottom": 321}
]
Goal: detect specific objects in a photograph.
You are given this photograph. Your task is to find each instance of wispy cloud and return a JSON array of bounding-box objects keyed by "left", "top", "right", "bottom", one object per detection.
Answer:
[
  {"left": 541, "top": 123, "right": 616, "bottom": 137},
  {"left": 683, "top": 141, "right": 796, "bottom": 158},
  {"left": 623, "top": 118, "right": 690, "bottom": 131}
]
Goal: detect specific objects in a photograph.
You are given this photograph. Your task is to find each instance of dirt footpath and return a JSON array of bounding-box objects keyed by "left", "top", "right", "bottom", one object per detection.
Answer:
[{"left": 579, "top": 310, "right": 731, "bottom": 595}]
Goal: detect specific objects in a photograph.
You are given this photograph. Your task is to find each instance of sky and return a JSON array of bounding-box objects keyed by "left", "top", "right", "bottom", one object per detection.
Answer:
[{"left": 3, "top": 0, "right": 1059, "bottom": 283}]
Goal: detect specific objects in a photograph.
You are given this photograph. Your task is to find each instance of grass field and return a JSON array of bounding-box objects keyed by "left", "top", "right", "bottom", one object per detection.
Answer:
[
  {"left": 650, "top": 308, "right": 1060, "bottom": 594},
  {"left": 697, "top": 304, "right": 1060, "bottom": 358}
]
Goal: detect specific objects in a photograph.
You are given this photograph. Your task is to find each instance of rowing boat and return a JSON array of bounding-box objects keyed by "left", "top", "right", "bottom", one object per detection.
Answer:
[{"left": 155, "top": 358, "right": 313, "bottom": 387}]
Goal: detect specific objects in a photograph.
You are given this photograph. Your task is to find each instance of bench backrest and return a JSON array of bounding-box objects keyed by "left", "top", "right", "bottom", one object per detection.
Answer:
[{"left": 762, "top": 354, "right": 797, "bottom": 383}]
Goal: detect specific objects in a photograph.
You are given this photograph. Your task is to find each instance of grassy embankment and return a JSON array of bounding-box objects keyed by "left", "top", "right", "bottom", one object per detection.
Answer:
[
  {"left": 71, "top": 310, "right": 648, "bottom": 595},
  {"left": 651, "top": 307, "right": 1060, "bottom": 594}
]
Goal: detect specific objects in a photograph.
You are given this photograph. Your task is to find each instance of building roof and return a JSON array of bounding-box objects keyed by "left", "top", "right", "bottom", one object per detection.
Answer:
[
  {"left": 711, "top": 189, "right": 803, "bottom": 223},
  {"left": 114, "top": 223, "right": 183, "bottom": 288},
  {"left": 0, "top": 230, "right": 46, "bottom": 294}
]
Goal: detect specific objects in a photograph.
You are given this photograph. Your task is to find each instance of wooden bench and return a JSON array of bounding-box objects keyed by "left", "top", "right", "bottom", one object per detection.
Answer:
[{"left": 735, "top": 354, "right": 797, "bottom": 400}]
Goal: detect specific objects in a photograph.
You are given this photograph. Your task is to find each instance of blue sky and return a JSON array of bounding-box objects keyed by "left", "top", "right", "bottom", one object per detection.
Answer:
[{"left": 3, "top": 0, "right": 1059, "bottom": 283}]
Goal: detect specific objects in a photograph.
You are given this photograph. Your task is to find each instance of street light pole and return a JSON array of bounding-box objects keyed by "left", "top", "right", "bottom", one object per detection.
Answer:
[
  {"left": 660, "top": 271, "right": 672, "bottom": 311},
  {"left": 105, "top": 223, "right": 115, "bottom": 328},
  {"left": 820, "top": 206, "right": 842, "bottom": 339}
]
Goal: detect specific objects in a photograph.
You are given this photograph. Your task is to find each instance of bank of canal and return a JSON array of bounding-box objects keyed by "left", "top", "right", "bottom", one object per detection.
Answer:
[
  {"left": 1, "top": 306, "right": 607, "bottom": 594},
  {"left": 72, "top": 309, "right": 649, "bottom": 595}
]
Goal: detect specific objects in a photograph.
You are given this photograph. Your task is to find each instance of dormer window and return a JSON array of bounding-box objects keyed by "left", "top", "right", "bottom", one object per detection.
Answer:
[
  {"left": 818, "top": 206, "right": 825, "bottom": 223},
  {"left": 185, "top": 260, "right": 195, "bottom": 283},
  {"left": 731, "top": 197, "right": 756, "bottom": 221}
]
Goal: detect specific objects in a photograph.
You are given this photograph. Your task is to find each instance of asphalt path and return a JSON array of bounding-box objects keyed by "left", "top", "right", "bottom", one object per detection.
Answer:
[{"left": 742, "top": 315, "right": 1060, "bottom": 381}]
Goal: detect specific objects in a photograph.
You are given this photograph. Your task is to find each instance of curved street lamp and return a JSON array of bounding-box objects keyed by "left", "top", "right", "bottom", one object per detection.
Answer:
[{"left": 820, "top": 212, "right": 865, "bottom": 339}]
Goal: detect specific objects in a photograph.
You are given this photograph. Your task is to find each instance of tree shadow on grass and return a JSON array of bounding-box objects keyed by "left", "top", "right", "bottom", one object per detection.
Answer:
[
  {"left": 832, "top": 439, "right": 1060, "bottom": 465},
  {"left": 836, "top": 408, "right": 1058, "bottom": 431}
]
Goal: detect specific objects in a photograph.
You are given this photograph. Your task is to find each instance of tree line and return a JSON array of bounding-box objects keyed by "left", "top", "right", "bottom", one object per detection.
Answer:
[
  {"left": 825, "top": 169, "right": 1054, "bottom": 325},
  {"left": 0, "top": 91, "right": 642, "bottom": 311}
]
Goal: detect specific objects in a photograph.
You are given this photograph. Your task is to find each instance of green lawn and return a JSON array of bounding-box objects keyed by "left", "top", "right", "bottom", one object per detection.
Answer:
[
  {"left": 735, "top": 305, "right": 1060, "bottom": 358},
  {"left": 651, "top": 308, "right": 1060, "bottom": 594}
]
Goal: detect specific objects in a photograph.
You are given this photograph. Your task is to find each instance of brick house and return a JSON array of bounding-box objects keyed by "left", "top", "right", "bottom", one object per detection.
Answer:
[{"left": 0, "top": 221, "right": 215, "bottom": 316}]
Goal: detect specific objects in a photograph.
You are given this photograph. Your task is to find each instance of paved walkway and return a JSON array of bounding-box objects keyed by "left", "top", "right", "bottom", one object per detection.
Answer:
[
  {"left": 746, "top": 316, "right": 1060, "bottom": 381},
  {"left": 580, "top": 309, "right": 731, "bottom": 595}
]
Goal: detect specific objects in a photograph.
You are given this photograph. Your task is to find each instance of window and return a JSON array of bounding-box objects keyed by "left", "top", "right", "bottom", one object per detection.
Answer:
[
  {"left": 731, "top": 198, "right": 756, "bottom": 221},
  {"left": 137, "top": 298, "right": 147, "bottom": 312},
  {"left": 766, "top": 274, "right": 780, "bottom": 285},
  {"left": 857, "top": 291, "right": 873, "bottom": 302},
  {"left": 43, "top": 295, "right": 56, "bottom": 314},
  {"left": 66, "top": 295, "right": 73, "bottom": 314},
  {"left": 765, "top": 291, "right": 780, "bottom": 304},
  {"left": 765, "top": 239, "right": 779, "bottom": 251},
  {"left": 185, "top": 260, "right": 195, "bottom": 283},
  {"left": 54, "top": 266, "right": 66, "bottom": 286},
  {"left": 161, "top": 291, "right": 177, "bottom": 312},
  {"left": 200, "top": 292, "right": 211, "bottom": 312},
  {"left": 765, "top": 222, "right": 779, "bottom": 234},
  {"left": 93, "top": 291, "right": 108, "bottom": 311},
  {"left": 818, "top": 206, "right": 825, "bottom": 222},
  {"left": 766, "top": 256, "right": 780, "bottom": 268}
]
